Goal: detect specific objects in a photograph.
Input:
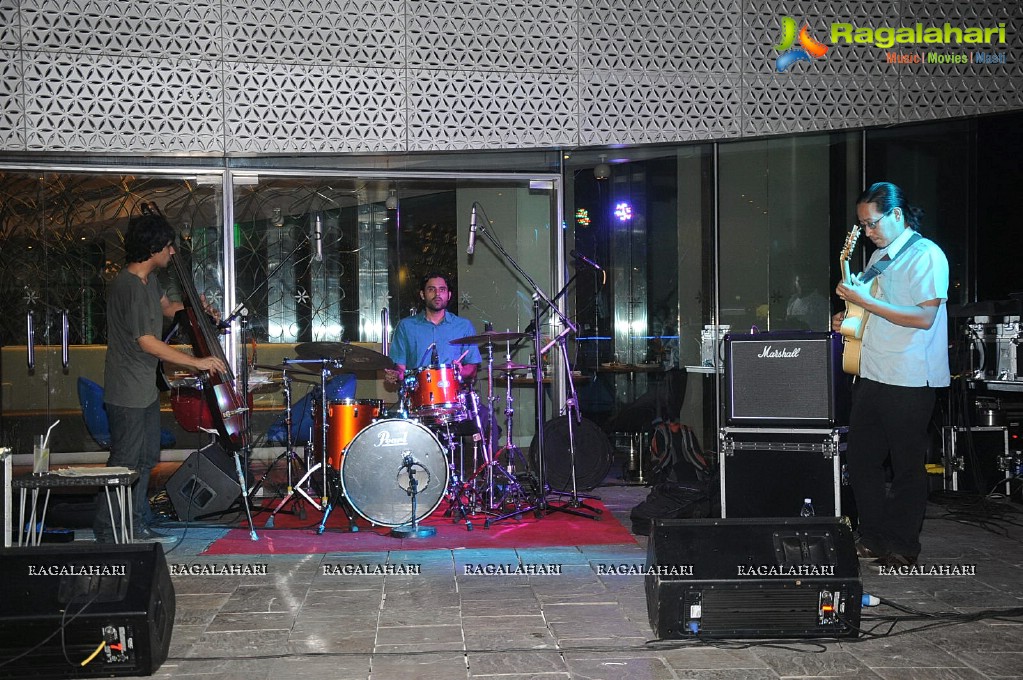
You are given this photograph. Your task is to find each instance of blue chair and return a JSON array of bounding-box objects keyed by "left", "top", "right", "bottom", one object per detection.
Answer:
[
  {"left": 77, "top": 377, "right": 176, "bottom": 448},
  {"left": 265, "top": 374, "right": 356, "bottom": 445}
]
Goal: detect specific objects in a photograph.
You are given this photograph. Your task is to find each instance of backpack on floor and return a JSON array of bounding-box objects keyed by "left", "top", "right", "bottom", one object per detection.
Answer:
[
  {"left": 629, "top": 421, "right": 717, "bottom": 535},
  {"left": 648, "top": 419, "right": 713, "bottom": 485}
]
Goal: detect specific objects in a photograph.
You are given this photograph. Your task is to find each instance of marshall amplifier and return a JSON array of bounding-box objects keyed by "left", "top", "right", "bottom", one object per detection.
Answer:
[{"left": 725, "top": 331, "right": 850, "bottom": 427}]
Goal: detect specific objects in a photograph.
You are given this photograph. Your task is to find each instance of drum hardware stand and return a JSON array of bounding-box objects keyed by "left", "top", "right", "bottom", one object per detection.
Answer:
[
  {"left": 463, "top": 359, "right": 528, "bottom": 527},
  {"left": 542, "top": 331, "right": 602, "bottom": 516},
  {"left": 258, "top": 373, "right": 309, "bottom": 526},
  {"left": 465, "top": 203, "right": 596, "bottom": 526},
  {"left": 482, "top": 362, "right": 531, "bottom": 519},
  {"left": 486, "top": 295, "right": 600, "bottom": 527},
  {"left": 316, "top": 466, "right": 350, "bottom": 534},
  {"left": 440, "top": 426, "right": 478, "bottom": 530},
  {"left": 391, "top": 454, "right": 437, "bottom": 538},
  {"left": 265, "top": 357, "right": 359, "bottom": 532}
]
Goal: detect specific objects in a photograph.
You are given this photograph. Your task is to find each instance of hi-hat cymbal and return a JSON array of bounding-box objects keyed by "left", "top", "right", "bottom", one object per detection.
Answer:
[
  {"left": 450, "top": 330, "right": 528, "bottom": 345},
  {"left": 294, "top": 342, "right": 395, "bottom": 371},
  {"left": 492, "top": 361, "right": 535, "bottom": 372}
]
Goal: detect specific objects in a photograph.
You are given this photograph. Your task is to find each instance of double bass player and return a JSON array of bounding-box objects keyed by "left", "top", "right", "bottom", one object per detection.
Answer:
[{"left": 95, "top": 210, "right": 225, "bottom": 544}]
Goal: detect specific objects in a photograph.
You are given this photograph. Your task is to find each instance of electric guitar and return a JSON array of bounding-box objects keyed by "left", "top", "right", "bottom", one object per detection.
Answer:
[{"left": 838, "top": 225, "right": 870, "bottom": 375}]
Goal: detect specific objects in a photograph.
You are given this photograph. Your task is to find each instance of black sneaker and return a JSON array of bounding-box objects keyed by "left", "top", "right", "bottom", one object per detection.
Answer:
[{"left": 134, "top": 526, "right": 178, "bottom": 544}]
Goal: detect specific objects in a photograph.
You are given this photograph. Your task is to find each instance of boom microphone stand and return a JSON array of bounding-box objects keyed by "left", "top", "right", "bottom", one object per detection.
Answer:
[{"left": 468, "top": 203, "right": 599, "bottom": 526}]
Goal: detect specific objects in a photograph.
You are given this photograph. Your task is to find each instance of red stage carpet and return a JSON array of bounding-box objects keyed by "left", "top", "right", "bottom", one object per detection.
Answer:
[{"left": 201, "top": 500, "right": 637, "bottom": 555}]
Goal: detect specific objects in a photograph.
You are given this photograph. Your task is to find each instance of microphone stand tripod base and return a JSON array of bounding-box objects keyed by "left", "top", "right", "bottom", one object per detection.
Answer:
[{"left": 390, "top": 524, "right": 436, "bottom": 539}]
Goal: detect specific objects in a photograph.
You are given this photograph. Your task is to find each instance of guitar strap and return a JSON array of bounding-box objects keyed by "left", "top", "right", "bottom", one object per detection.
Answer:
[{"left": 860, "top": 232, "right": 922, "bottom": 283}]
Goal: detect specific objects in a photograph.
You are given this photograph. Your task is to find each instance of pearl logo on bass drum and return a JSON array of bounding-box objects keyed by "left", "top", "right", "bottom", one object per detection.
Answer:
[
  {"left": 374, "top": 428, "right": 411, "bottom": 447},
  {"left": 726, "top": 331, "right": 850, "bottom": 427}
]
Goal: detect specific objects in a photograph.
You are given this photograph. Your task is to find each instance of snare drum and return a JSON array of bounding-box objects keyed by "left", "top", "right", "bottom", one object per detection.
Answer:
[
  {"left": 407, "top": 364, "right": 469, "bottom": 425},
  {"left": 314, "top": 398, "right": 383, "bottom": 470}
]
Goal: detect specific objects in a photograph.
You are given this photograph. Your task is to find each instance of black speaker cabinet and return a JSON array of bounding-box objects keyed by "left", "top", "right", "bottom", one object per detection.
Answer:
[
  {"left": 725, "top": 331, "right": 850, "bottom": 427},
  {"left": 165, "top": 444, "right": 240, "bottom": 521},
  {"left": 645, "top": 518, "right": 861, "bottom": 639},
  {"left": 0, "top": 542, "right": 175, "bottom": 678}
]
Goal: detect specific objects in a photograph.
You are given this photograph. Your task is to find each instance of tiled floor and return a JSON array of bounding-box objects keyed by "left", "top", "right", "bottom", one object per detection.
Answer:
[{"left": 25, "top": 469, "right": 1023, "bottom": 679}]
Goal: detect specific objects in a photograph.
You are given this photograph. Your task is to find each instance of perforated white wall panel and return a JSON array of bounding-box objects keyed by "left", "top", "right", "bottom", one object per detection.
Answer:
[
  {"left": 0, "top": 0, "right": 1020, "bottom": 153},
  {"left": 224, "top": 62, "right": 405, "bottom": 153}
]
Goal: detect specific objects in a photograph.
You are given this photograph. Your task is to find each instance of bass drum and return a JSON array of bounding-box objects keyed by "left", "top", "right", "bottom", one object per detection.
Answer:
[
  {"left": 529, "top": 416, "right": 612, "bottom": 492},
  {"left": 339, "top": 419, "right": 449, "bottom": 527}
]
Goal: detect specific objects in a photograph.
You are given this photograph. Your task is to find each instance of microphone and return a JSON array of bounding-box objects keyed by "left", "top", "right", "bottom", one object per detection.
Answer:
[
  {"left": 466, "top": 205, "right": 477, "bottom": 255},
  {"left": 313, "top": 215, "right": 323, "bottom": 262},
  {"left": 570, "top": 250, "right": 602, "bottom": 271},
  {"left": 431, "top": 344, "right": 440, "bottom": 366}
]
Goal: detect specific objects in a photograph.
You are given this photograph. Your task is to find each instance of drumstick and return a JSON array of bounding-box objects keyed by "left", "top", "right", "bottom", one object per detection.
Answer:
[{"left": 455, "top": 349, "right": 470, "bottom": 363}]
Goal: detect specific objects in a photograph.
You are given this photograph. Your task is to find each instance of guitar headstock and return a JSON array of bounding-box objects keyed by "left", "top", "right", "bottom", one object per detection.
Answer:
[{"left": 840, "top": 225, "right": 861, "bottom": 263}]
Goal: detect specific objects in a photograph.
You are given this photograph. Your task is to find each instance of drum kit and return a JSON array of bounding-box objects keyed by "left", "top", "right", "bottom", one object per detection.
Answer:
[{"left": 255, "top": 330, "right": 546, "bottom": 535}]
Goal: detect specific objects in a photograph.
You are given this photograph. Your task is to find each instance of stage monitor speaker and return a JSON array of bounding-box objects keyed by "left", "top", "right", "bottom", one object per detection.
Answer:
[
  {"left": 165, "top": 444, "right": 240, "bottom": 521},
  {"left": 725, "top": 331, "right": 850, "bottom": 427},
  {"left": 0, "top": 542, "right": 174, "bottom": 678},
  {"left": 645, "top": 517, "right": 862, "bottom": 639}
]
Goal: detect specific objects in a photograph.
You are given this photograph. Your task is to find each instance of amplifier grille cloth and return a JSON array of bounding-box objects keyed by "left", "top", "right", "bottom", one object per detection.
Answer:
[{"left": 729, "top": 338, "right": 830, "bottom": 421}]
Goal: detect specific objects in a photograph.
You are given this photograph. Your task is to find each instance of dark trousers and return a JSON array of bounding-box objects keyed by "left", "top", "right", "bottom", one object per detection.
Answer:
[
  {"left": 94, "top": 399, "right": 161, "bottom": 539},
  {"left": 846, "top": 378, "right": 934, "bottom": 557}
]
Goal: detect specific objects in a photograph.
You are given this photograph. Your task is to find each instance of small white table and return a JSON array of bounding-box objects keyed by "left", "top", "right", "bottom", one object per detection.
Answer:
[{"left": 13, "top": 467, "right": 139, "bottom": 546}]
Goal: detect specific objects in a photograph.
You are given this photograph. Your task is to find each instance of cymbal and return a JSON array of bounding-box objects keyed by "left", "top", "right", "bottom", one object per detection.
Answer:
[
  {"left": 293, "top": 342, "right": 395, "bottom": 371},
  {"left": 492, "top": 361, "right": 535, "bottom": 372},
  {"left": 450, "top": 330, "right": 528, "bottom": 345}
]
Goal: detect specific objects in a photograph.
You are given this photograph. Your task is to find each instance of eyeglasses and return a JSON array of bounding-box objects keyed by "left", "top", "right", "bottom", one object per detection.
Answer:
[{"left": 857, "top": 209, "right": 892, "bottom": 230}]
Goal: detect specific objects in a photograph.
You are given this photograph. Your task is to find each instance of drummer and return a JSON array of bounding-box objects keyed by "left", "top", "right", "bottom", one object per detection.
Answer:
[{"left": 387, "top": 271, "right": 481, "bottom": 383}]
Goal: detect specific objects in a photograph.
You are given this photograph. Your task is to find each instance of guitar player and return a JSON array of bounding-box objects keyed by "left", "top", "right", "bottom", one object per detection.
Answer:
[{"left": 832, "top": 181, "right": 949, "bottom": 569}]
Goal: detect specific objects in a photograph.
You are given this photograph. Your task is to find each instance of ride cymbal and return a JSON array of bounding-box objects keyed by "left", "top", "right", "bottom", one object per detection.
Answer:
[{"left": 294, "top": 342, "right": 395, "bottom": 370}]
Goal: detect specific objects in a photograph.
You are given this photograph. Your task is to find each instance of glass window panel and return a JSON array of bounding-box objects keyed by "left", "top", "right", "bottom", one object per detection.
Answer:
[
  {"left": 0, "top": 169, "right": 560, "bottom": 456},
  {"left": 866, "top": 120, "right": 971, "bottom": 306}
]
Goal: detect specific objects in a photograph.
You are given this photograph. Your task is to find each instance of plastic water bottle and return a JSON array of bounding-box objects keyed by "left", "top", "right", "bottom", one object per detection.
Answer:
[{"left": 800, "top": 498, "right": 815, "bottom": 517}]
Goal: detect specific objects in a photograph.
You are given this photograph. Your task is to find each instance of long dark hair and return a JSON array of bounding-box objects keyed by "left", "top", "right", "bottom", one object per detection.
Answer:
[{"left": 857, "top": 181, "right": 924, "bottom": 231}]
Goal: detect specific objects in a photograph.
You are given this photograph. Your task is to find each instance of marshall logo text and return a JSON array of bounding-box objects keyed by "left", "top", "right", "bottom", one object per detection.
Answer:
[{"left": 757, "top": 345, "right": 802, "bottom": 359}]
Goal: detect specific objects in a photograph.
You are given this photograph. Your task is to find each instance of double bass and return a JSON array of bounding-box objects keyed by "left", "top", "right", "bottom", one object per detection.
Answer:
[{"left": 143, "top": 203, "right": 249, "bottom": 451}]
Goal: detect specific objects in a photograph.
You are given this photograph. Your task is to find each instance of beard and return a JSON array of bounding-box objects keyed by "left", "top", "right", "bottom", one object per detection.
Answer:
[{"left": 423, "top": 296, "right": 448, "bottom": 312}]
